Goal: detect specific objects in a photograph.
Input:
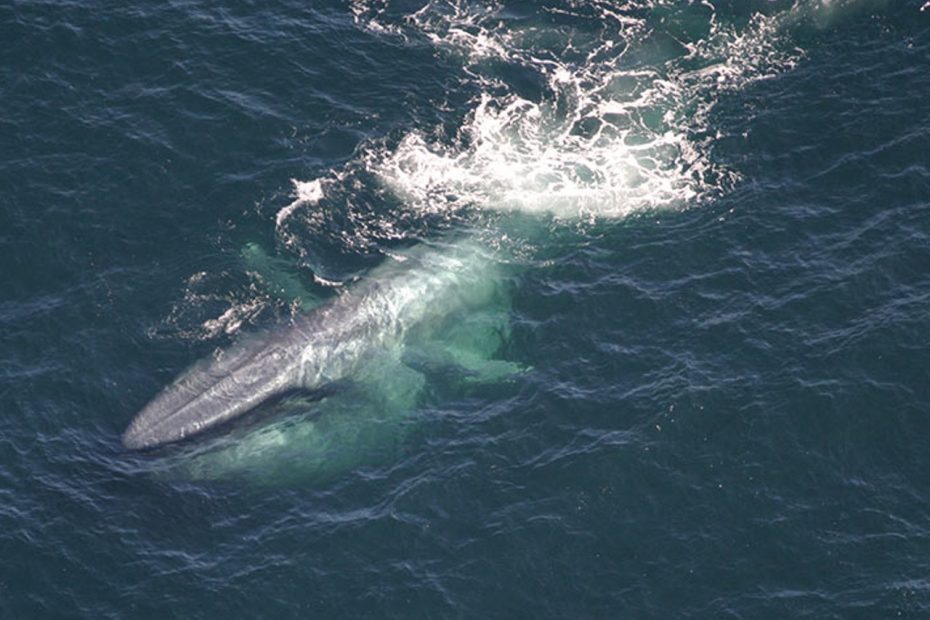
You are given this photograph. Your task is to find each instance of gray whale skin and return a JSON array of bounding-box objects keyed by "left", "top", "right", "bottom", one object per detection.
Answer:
[{"left": 122, "top": 241, "right": 500, "bottom": 450}]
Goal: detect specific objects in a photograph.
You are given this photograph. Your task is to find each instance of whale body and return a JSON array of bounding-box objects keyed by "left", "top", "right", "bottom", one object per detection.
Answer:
[{"left": 123, "top": 240, "right": 509, "bottom": 451}]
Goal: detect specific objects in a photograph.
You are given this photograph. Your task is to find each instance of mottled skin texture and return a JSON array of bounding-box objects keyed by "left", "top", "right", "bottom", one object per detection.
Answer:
[{"left": 123, "top": 242, "right": 503, "bottom": 450}]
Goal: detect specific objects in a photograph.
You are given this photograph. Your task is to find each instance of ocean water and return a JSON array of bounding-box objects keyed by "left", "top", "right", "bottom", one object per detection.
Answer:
[{"left": 3, "top": 0, "right": 930, "bottom": 616}]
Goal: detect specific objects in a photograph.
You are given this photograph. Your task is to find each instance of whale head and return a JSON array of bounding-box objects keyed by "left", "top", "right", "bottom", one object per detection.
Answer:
[{"left": 123, "top": 329, "right": 306, "bottom": 450}]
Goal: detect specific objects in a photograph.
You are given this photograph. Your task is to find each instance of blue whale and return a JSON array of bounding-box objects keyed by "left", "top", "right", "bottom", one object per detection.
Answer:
[{"left": 123, "top": 240, "right": 514, "bottom": 453}]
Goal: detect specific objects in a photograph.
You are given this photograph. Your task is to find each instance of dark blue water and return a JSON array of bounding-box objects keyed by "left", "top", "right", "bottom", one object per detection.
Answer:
[{"left": 3, "top": 0, "right": 930, "bottom": 616}]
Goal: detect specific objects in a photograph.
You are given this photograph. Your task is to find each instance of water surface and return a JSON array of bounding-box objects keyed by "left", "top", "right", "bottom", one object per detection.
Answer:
[{"left": 3, "top": 0, "right": 930, "bottom": 616}]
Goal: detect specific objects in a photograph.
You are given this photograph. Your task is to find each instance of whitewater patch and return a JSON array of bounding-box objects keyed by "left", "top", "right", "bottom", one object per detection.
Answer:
[
  {"left": 332, "top": 0, "right": 888, "bottom": 225},
  {"left": 299, "top": 3, "right": 701, "bottom": 226},
  {"left": 272, "top": 0, "right": 898, "bottom": 241},
  {"left": 276, "top": 178, "right": 324, "bottom": 229}
]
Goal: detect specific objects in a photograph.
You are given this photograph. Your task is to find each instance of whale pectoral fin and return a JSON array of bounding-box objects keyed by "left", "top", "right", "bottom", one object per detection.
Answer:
[
  {"left": 403, "top": 344, "right": 527, "bottom": 388},
  {"left": 404, "top": 313, "right": 527, "bottom": 387},
  {"left": 355, "top": 351, "right": 427, "bottom": 413},
  {"left": 401, "top": 342, "right": 457, "bottom": 375},
  {"left": 241, "top": 242, "right": 325, "bottom": 309},
  {"left": 411, "top": 306, "right": 527, "bottom": 385},
  {"left": 452, "top": 354, "right": 528, "bottom": 384}
]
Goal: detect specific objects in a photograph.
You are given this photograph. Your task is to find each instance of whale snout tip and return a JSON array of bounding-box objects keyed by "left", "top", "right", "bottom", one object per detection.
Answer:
[
  {"left": 121, "top": 406, "right": 178, "bottom": 451},
  {"left": 122, "top": 433, "right": 143, "bottom": 451},
  {"left": 121, "top": 423, "right": 153, "bottom": 451}
]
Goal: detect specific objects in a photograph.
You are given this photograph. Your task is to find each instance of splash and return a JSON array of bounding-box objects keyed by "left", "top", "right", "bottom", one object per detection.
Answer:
[
  {"left": 276, "top": 178, "right": 324, "bottom": 230},
  {"left": 275, "top": 0, "right": 895, "bottom": 256},
  {"left": 335, "top": 0, "right": 886, "bottom": 223}
]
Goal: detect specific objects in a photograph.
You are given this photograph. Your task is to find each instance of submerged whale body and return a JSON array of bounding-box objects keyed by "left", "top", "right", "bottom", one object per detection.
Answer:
[{"left": 123, "top": 241, "right": 509, "bottom": 451}]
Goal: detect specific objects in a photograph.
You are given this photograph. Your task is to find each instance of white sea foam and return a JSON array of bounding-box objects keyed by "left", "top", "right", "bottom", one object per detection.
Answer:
[
  {"left": 274, "top": 177, "right": 327, "bottom": 255},
  {"left": 279, "top": 0, "right": 887, "bottom": 232},
  {"left": 276, "top": 178, "right": 324, "bottom": 229},
  {"left": 340, "top": 1, "right": 818, "bottom": 223}
]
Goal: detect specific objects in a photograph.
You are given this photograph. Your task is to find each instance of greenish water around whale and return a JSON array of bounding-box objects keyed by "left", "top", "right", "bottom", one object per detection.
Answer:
[{"left": 3, "top": 0, "right": 930, "bottom": 617}]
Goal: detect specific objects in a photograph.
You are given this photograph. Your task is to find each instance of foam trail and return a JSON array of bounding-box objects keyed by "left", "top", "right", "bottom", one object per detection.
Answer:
[
  {"left": 339, "top": 0, "right": 889, "bottom": 223},
  {"left": 283, "top": 1, "right": 855, "bottom": 243}
]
